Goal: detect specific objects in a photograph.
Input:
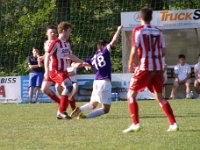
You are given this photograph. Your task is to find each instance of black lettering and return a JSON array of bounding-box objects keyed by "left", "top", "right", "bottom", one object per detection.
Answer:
[
  {"left": 8, "top": 78, "right": 12, "bottom": 83},
  {"left": 12, "top": 78, "right": 16, "bottom": 83},
  {"left": 193, "top": 9, "right": 200, "bottom": 20}
]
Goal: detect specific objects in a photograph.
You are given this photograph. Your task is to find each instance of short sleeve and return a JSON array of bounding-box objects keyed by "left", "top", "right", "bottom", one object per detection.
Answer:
[
  {"left": 106, "top": 44, "right": 112, "bottom": 52},
  {"left": 48, "top": 39, "right": 58, "bottom": 55},
  {"left": 194, "top": 64, "right": 198, "bottom": 72},
  {"left": 187, "top": 64, "right": 191, "bottom": 74},
  {"left": 174, "top": 65, "right": 179, "bottom": 74},
  {"left": 132, "top": 28, "right": 140, "bottom": 47},
  {"left": 28, "top": 56, "right": 32, "bottom": 65},
  {"left": 160, "top": 31, "right": 166, "bottom": 48}
]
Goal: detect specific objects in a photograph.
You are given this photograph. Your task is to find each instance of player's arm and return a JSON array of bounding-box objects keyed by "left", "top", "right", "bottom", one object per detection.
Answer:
[
  {"left": 44, "top": 53, "right": 50, "bottom": 79},
  {"left": 68, "top": 54, "right": 91, "bottom": 69},
  {"left": 174, "top": 66, "right": 179, "bottom": 82},
  {"left": 186, "top": 65, "right": 191, "bottom": 80},
  {"left": 129, "top": 46, "right": 137, "bottom": 73},
  {"left": 109, "top": 25, "right": 122, "bottom": 47}
]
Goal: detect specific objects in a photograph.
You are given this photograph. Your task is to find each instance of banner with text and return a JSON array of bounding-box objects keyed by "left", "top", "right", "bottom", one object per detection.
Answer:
[
  {"left": 121, "top": 9, "right": 200, "bottom": 30},
  {"left": 0, "top": 76, "right": 21, "bottom": 103}
]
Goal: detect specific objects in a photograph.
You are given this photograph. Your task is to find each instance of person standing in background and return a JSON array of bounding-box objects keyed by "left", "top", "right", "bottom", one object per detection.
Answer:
[{"left": 28, "top": 47, "right": 44, "bottom": 103}]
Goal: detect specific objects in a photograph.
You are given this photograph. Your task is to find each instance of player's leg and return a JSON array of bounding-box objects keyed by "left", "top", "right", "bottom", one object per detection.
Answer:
[
  {"left": 41, "top": 80, "right": 60, "bottom": 104},
  {"left": 123, "top": 71, "right": 151, "bottom": 133},
  {"left": 170, "top": 79, "right": 179, "bottom": 99},
  {"left": 70, "top": 81, "right": 99, "bottom": 118},
  {"left": 194, "top": 79, "right": 200, "bottom": 98},
  {"left": 68, "top": 83, "right": 78, "bottom": 111},
  {"left": 185, "top": 79, "right": 191, "bottom": 98},
  {"left": 152, "top": 72, "right": 178, "bottom": 132}
]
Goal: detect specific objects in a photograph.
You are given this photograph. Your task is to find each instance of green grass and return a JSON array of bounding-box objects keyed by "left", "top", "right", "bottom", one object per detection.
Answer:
[{"left": 0, "top": 100, "right": 200, "bottom": 150}]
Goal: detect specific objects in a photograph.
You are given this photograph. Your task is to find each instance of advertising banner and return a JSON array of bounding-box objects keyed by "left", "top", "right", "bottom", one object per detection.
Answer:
[
  {"left": 121, "top": 9, "right": 200, "bottom": 30},
  {"left": 0, "top": 76, "right": 21, "bottom": 103}
]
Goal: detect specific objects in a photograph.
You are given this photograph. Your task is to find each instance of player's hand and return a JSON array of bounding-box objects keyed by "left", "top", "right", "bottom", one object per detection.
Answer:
[
  {"left": 117, "top": 25, "right": 123, "bottom": 31},
  {"left": 82, "top": 62, "right": 91, "bottom": 70},
  {"left": 44, "top": 72, "right": 49, "bottom": 80},
  {"left": 129, "top": 64, "right": 135, "bottom": 73}
]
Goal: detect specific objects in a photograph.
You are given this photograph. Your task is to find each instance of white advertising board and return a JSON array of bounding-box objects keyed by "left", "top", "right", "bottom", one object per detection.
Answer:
[
  {"left": 121, "top": 9, "right": 200, "bottom": 30},
  {"left": 0, "top": 76, "right": 21, "bottom": 103}
]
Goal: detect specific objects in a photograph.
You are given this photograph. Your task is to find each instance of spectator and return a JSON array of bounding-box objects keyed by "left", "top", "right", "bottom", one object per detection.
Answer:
[
  {"left": 28, "top": 47, "right": 44, "bottom": 103},
  {"left": 170, "top": 54, "right": 191, "bottom": 99},
  {"left": 194, "top": 54, "right": 200, "bottom": 98}
]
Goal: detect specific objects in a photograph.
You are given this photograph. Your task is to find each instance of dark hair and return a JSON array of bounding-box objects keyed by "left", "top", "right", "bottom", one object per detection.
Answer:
[
  {"left": 178, "top": 54, "right": 186, "bottom": 59},
  {"left": 32, "top": 47, "right": 39, "bottom": 53},
  {"left": 46, "top": 25, "right": 57, "bottom": 31},
  {"left": 199, "top": 53, "right": 200, "bottom": 57},
  {"left": 57, "top": 21, "right": 72, "bottom": 34},
  {"left": 140, "top": 6, "right": 153, "bottom": 22},
  {"left": 97, "top": 39, "right": 107, "bottom": 49}
]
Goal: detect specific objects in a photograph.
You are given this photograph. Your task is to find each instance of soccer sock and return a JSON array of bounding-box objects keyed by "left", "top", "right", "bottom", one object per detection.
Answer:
[
  {"left": 47, "top": 90, "right": 60, "bottom": 104},
  {"left": 128, "top": 96, "right": 139, "bottom": 125},
  {"left": 86, "top": 108, "right": 105, "bottom": 118},
  {"left": 59, "top": 95, "right": 69, "bottom": 113},
  {"left": 69, "top": 96, "right": 76, "bottom": 111},
  {"left": 159, "top": 99, "right": 176, "bottom": 125},
  {"left": 80, "top": 103, "right": 93, "bottom": 112}
]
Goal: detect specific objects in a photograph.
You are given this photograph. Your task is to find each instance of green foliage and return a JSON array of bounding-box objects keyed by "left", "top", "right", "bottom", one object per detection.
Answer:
[
  {"left": 0, "top": 100, "right": 199, "bottom": 149},
  {"left": 0, "top": 0, "right": 200, "bottom": 76}
]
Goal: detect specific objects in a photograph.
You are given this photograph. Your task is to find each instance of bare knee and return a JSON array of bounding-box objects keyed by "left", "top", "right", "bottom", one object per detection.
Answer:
[{"left": 127, "top": 89, "right": 137, "bottom": 99}]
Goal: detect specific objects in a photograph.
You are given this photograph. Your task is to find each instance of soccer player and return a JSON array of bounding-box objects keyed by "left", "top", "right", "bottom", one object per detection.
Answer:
[
  {"left": 194, "top": 54, "right": 200, "bottom": 98},
  {"left": 44, "top": 21, "right": 89, "bottom": 119},
  {"left": 41, "top": 25, "right": 61, "bottom": 104},
  {"left": 70, "top": 25, "right": 122, "bottom": 119},
  {"left": 170, "top": 54, "right": 191, "bottom": 99},
  {"left": 123, "top": 7, "right": 178, "bottom": 133}
]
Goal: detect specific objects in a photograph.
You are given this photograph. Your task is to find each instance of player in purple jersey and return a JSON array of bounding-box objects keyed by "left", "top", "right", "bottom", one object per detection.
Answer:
[{"left": 70, "top": 26, "right": 122, "bottom": 119}]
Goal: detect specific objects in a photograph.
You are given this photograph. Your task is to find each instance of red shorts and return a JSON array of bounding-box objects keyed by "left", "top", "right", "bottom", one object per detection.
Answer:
[
  {"left": 49, "top": 70, "right": 70, "bottom": 86},
  {"left": 129, "top": 70, "right": 164, "bottom": 93}
]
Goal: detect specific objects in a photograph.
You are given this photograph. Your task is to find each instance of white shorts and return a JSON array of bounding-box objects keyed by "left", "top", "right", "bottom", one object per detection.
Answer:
[{"left": 90, "top": 80, "right": 112, "bottom": 105}]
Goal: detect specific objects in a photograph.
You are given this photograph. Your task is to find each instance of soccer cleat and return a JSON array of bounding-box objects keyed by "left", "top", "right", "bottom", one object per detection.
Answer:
[
  {"left": 77, "top": 113, "right": 87, "bottom": 120},
  {"left": 167, "top": 123, "right": 179, "bottom": 132},
  {"left": 123, "top": 123, "right": 141, "bottom": 133},
  {"left": 70, "top": 107, "right": 81, "bottom": 118},
  {"left": 57, "top": 112, "right": 71, "bottom": 120}
]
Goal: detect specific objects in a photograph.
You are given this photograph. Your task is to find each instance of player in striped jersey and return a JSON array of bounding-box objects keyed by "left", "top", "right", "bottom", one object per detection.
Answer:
[
  {"left": 123, "top": 7, "right": 178, "bottom": 133},
  {"left": 44, "top": 21, "right": 89, "bottom": 119},
  {"left": 41, "top": 25, "right": 62, "bottom": 104}
]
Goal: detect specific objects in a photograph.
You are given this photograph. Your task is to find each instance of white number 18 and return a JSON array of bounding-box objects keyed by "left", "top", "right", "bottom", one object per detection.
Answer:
[{"left": 92, "top": 55, "right": 106, "bottom": 70}]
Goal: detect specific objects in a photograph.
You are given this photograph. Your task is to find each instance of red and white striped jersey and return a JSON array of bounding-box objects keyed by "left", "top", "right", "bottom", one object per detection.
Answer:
[
  {"left": 132, "top": 25, "right": 165, "bottom": 71},
  {"left": 47, "top": 38, "right": 72, "bottom": 71}
]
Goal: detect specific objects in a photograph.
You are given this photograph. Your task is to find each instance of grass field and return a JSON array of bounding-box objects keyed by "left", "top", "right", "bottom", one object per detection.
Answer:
[{"left": 0, "top": 99, "right": 199, "bottom": 150}]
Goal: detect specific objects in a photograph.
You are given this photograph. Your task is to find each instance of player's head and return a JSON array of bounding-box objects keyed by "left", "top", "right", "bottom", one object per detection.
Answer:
[
  {"left": 32, "top": 47, "right": 39, "bottom": 57},
  {"left": 57, "top": 21, "right": 72, "bottom": 40},
  {"left": 46, "top": 25, "right": 57, "bottom": 40},
  {"left": 178, "top": 54, "right": 186, "bottom": 65},
  {"left": 140, "top": 6, "right": 153, "bottom": 24},
  {"left": 97, "top": 39, "right": 107, "bottom": 50}
]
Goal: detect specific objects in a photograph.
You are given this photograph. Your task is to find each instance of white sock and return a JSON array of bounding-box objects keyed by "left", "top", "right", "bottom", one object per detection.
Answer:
[
  {"left": 80, "top": 103, "right": 93, "bottom": 112},
  {"left": 86, "top": 108, "right": 105, "bottom": 118}
]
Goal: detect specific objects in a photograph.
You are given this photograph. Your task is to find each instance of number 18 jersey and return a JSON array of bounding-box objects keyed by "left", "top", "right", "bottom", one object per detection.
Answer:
[
  {"left": 85, "top": 44, "right": 112, "bottom": 80},
  {"left": 132, "top": 24, "right": 165, "bottom": 71}
]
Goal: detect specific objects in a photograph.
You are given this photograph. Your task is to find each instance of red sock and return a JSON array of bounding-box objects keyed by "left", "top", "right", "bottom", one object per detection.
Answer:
[
  {"left": 128, "top": 96, "right": 139, "bottom": 125},
  {"left": 47, "top": 90, "right": 60, "bottom": 104},
  {"left": 69, "top": 96, "right": 76, "bottom": 111},
  {"left": 59, "top": 95, "right": 69, "bottom": 113},
  {"left": 159, "top": 99, "right": 176, "bottom": 125}
]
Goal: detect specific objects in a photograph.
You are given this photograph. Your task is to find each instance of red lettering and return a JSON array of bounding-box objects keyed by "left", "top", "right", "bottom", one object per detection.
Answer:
[{"left": 0, "top": 85, "right": 6, "bottom": 97}]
